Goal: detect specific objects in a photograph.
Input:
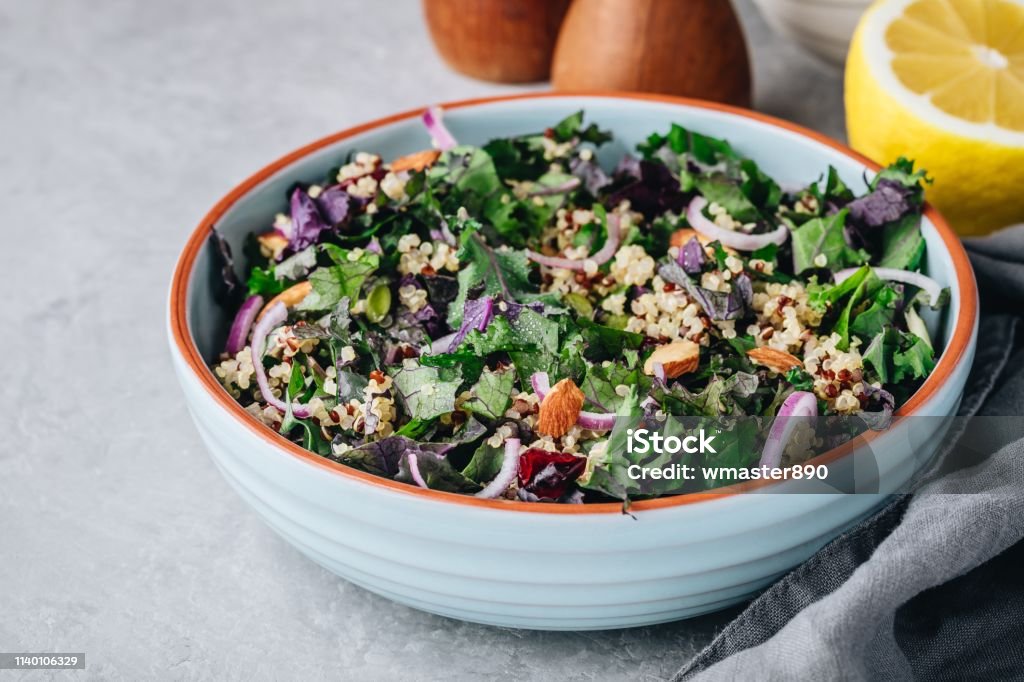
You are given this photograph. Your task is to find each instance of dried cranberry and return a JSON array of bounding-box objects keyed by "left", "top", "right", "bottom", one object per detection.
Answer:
[{"left": 517, "top": 449, "right": 586, "bottom": 502}]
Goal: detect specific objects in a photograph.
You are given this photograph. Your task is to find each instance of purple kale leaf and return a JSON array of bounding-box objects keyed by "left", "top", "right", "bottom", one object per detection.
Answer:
[
  {"left": 289, "top": 187, "right": 330, "bottom": 251},
  {"left": 448, "top": 296, "right": 495, "bottom": 351},
  {"left": 607, "top": 159, "right": 688, "bottom": 219},
  {"left": 396, "top": 445, "right": 481, "bottom": 493},
  {"left": 499, "top": 299, "right": 545, "bottom": 321},
  {"left": 338, "top": 436, "right": 452, "bottom": 478},
  {"left": 658, "top": 262, "right": 750, "bottom": 320},
  {"left": 678, "top": 236, "right": 706, "bottom": 274},
  {"left": 315, "top": 185, "right": 356, "bottom": 226},
  {"left": 446, "top": 295, "right": 545, "bottom": 352},
  {"left": 570, "top": 155, "right": 612, "bottom": 196},
  {"left": 847, "top": 179, "right": 914, "bottom": 228},
  {"left": 208, "top": 226, "right": 242, "bottom": 305},
  {"left": 732, "top": 273, "right": 753, "bottom": 308},
  {"left": 614, "top": 154, "right": 642, "bottom": 180},
  {"left": 858, "top": 384, "right": 895, "bottom": 430}
]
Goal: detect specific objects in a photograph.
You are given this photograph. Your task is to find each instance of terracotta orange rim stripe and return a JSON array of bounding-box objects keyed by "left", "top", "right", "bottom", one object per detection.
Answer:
[{"left": 170, "top": 91, "right": 979, "bottom": 515}]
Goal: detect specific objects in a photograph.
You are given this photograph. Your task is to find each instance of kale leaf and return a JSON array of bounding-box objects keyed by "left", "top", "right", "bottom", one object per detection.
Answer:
[
  {"left": 447, "top": 229, "right": 534, "bottom": 328},
  {"left": 461, "top": 368, "right": 516, "bottom": 421},
  {"left": 790, "top": 209, "right": 870, "bottom": 273},
  {"left": 390, "top": 364, "right": 462, "bottom": 421},
  {"left": 878, "top": 214, "right": 925, "bottom": 270}
]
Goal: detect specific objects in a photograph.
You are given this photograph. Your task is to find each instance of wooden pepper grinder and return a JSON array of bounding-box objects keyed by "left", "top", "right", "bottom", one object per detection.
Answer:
[
  {"left": 423, "top": 0, "right": 572, "bottom": 83},
  {"left": 551, "top": 0, "right": 752, "bottom": 107}
]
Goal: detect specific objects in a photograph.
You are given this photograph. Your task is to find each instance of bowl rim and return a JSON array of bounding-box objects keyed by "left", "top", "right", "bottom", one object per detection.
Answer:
[{"left": 170, "top": 91, "right": 978, "bottom": 515}]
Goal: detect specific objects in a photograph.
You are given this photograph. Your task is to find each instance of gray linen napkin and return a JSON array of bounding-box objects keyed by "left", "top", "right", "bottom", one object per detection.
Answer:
[{"left": 674, "top": 226, "right": 1024, "bottom": 681}]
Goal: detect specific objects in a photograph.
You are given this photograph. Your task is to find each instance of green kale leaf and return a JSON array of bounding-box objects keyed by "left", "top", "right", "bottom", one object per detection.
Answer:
[
  {"left": 577, "top": 319, "right": 646, "bottom": 362},
  {"left": 834, "top": 269, "right": 882, "bottom": 350},
  {"left": 694, "top": 173, "right": 762, "bottom": 224},
  {"left": 462, "top": 440, "right": 506, "bottom": 485},
  {"left": 461, "top": 368, "right": 516, "bottom": 421},
  {"left": 849, "top": 283, "right": 901, "bottom": 340},
  {"left": 696, "top": 419, "right": 761, "bottom": 490},
  {"left": 551, "top": 110, "right": 612, "bottom": 145},
  {"left": 637, "top": 123, "right": 737, "bottom": 165},
  {"left": 482, "top": 137, "right": 549, "bottom": 181},
  {"left": 247, "top": 265, "right": 287, "bottom": 297},
  {"left": 390, "top": 364, "right": 462, "bottom": 421},
  {"left": 873, "top": 157, "right": 930, "bottom": 194},
  {"left": 893, "top": 333, "right": 936, "bottom": 382},
  {"left": 808, "top": 264, "right": 870, "bottom": 311},
  {"left": 878, "top": 214, "right": 926, "bottom": 270},
  {"left": 807, "top": 166, "right": 855, "bottom": 211},
  {"left": 581, "top": 361, "right": 652, "bottom": 413},
  {"left": 297, "top": 247, "right": 380, "bottom": 312},
  {"left": 464, "top": 316, "right": 538, "bottom": 356},
  {"left": 790, "top": 209, "right": 869, "bottom": 273},
  {"left": 448, "top": 229, "right": 534, "bottom": 328},
  {"left": 863, "top": 326, "right": 935, "bottom": 385},
  {"left": 420, "top": 349, "right": 486, "bottom": 386}
]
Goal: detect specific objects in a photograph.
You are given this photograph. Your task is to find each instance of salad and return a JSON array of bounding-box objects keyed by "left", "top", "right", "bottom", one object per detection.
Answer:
[{"left": 210, "top": 108, "right": 945, "bottom": 505}]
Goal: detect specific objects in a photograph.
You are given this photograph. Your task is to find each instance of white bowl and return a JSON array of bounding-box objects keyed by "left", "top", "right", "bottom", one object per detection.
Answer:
[
  {"left": 752, "top": 0, "right": 873, "bottom": 65},
  {"left": 168, "top": 93, "right": 978, "bottom": 630}
]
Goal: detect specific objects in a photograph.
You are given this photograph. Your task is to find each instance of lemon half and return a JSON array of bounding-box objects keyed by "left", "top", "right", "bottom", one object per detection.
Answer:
[{"left": 846, "top": 0, "right": 1024, "bottom": 235}]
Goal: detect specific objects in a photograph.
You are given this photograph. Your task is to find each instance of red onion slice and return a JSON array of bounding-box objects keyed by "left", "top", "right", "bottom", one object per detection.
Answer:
[
  {"left": 527, "top": 214, "right": 621, "bottom": 271},
  {"left": 834, "top": 266, "right": 943, "bottom": 307},
  {"left": 251, "top": 301, "right": 312, "bottom": 419},
  {"left": 576, "top": 411, "right": 618, "bottom": 432},
  {"left": 687, "top": 196, "right": 789, "bottom": 251},
  {"left": 475, "top": 438, "right": 521, "bottom": 499},
  {"left": 407, "top": 452, "right": 429, "bottom": 489},
  {"left": 652, "top": 362, "right": 666, "bottom": 383},
  {"left": 226, "top": 294, "right": 263, "bottom": 356},
  {"left": 531, "top": 372, "right": 616, "bottom": 431},
  {"left": 531, "top": 371, "right": 551, "bottom": 397},
  {"left": 423, "top": 106, "right": 457, "bottom": 151},
  {"left": 759, "top": 391, "right": 818, "bottom": 469}
]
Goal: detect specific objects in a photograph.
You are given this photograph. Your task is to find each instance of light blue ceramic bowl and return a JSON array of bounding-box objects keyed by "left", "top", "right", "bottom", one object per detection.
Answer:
[{"left": 168, "top": 93, "right": 978, "bottom": 630}]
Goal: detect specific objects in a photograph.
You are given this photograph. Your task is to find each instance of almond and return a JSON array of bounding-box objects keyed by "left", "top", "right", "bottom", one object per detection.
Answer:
[
  {"left": 747, "top": 347, "right": 803, "bottom": 373},
  {"left": 390, "top": 149, "right": 442, "bottom": 173},
  {"left": 257, "top": 281, "right": 312, "bottom": 321},
  {"left": 537, "top": 378, "right": 585, "bottom": 438},
  {"left": 670, "top": 228, "right": 702, "bottom": 248},
  {"left": 257, "top": 231, "right": 289, "bottom": 259},
  {"left": 643, "top": 340, "right": 701, "bottom": 378}
]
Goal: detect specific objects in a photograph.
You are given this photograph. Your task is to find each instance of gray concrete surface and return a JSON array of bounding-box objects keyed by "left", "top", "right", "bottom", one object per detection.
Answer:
[{"left": 0, "top": 1, "right": 844, "bottom": 679}]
